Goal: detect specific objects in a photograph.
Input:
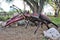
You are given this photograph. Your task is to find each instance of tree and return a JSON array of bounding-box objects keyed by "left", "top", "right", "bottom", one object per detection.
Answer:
[
  {"left": 54, "top": 0, "right": 60, "bottom": 17},
  {"left": 48, "top": 0, "right": 60, "bottom": 17},
  {"left": 45, "top": 0, "right": 60, "bottom": 17},
  {"left": 24, "top": 0, "right": 46, "bottom": 14},
  {"left": 38, "top": 0, "right": 46, "bottom": 14}
]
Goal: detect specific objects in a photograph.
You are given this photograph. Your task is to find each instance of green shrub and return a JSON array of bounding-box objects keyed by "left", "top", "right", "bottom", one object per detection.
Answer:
[{"left": 0, "top": 16, "right": 11, "bottom": 21}]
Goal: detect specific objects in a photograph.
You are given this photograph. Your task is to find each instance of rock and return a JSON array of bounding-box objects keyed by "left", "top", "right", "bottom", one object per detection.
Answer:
[
  {"left": 43, "top": 28, "right": 60, "bottom": 40},
  {"left": 17, "top": 20, "right": 25, "bottom": 26},
  {"left": 0, "top": 21, "right": 6, "bottom": 27}
]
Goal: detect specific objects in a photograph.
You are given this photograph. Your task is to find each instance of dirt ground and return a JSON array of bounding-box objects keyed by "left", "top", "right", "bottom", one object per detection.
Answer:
[{"left": 0, "top": 25, "right": 60, "bottom": 40}]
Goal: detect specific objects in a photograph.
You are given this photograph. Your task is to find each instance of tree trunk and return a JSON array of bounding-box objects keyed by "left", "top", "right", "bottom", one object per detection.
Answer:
[
  {"left": 24, "top": 0, "right": 46, "bottom": 14},
  {"left": 38, "top": 0, "right": 46, "bottom": 14},
  {"left": 54, "top": 0, "right": 60, "bottom": 17},
  {"left": 54, "top": 7, "right": 59, "bottom": 17}
]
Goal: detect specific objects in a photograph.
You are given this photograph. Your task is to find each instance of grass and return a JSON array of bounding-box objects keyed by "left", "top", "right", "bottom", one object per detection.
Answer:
[{"left": 49, "top": 16, "right": 60, "bottom": 25}]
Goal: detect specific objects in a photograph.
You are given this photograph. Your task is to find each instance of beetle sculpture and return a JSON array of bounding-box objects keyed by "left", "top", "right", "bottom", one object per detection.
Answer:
[{"left": 3, "top": 5, "right": 58, "bottom": 34}]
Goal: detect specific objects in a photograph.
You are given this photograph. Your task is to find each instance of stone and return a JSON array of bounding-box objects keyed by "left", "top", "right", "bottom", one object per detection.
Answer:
[{"left": 43, "top": 28, "right": 60, "bottom": 40}]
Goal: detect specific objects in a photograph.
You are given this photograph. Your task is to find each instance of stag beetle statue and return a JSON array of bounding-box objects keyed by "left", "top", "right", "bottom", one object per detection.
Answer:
[{"left": 3, "top": 5, "right": 58, "bottom": 34}]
